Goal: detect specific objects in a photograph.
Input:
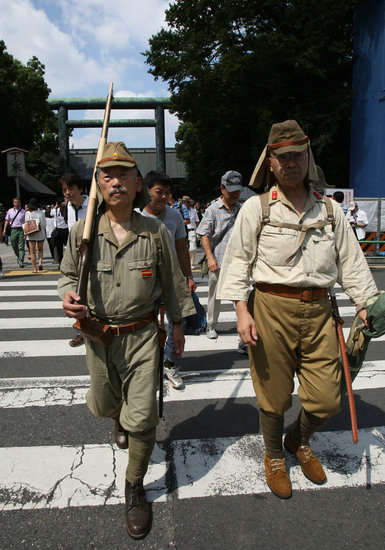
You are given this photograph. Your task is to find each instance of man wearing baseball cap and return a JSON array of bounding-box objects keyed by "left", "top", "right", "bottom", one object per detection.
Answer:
[
  {"left": 59, "top": 142, "right": 194, "bottom": 538},
  {"left": 217, "top": 120, "right": 378, "bottom": 499},
  {"left": 197, "top": 170, "right": 243, "bottom": 340}
]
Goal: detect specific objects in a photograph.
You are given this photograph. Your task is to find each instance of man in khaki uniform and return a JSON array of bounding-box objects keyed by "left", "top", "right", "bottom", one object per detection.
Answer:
[
  {"left": 58, "top": 142, "right": 194, "bottom": 538},
  {"left": 217, "top": 120, "right": 378, "bottom": 499}
]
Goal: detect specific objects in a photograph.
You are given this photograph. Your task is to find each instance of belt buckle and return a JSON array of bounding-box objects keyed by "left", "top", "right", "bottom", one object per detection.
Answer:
[
  {"left": 111, "top": 325, "right": 120, "bottom": 336},
  {"left": 301, "top": 288, "right": 313, "bottom": 302}
]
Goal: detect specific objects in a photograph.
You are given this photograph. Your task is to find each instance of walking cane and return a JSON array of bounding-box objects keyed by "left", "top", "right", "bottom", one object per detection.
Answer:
[{"left": 329, "top": 288, "right": 358, "bottom": 444}]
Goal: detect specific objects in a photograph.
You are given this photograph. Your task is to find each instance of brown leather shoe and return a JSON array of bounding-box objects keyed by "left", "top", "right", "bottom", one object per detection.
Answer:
[
  {"left": 284, "top": 432, "right": 326, "bottom": 485},
  {"left": 125, "top": 479, "right": 151, "bottom": 539},
  {"left": 69, "top": 334, "right": 85, "bottom": 347},
  {"left": 114, "top": 420, "right": 128, "bottom": 449},
  {"left": 264, "top": 453, "right": 292, "bottom": 499}
]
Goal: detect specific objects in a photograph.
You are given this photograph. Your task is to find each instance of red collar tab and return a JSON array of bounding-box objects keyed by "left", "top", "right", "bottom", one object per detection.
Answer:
[
  {"left": 271, "top": 190, "right": 278, "bottom": 201},
  {"left": 313, "top": 191, "right": 322, "bottom": 199}
]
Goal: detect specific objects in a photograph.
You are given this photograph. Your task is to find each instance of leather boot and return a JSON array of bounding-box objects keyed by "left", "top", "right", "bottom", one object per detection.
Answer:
[
  {"left": 264, "top": 453, "right": 292, "bottom": 499},
  {"left": 114, "top": 420, "right": 128, "bottom": 450},
  {"left": 284, "top": 432, "right": 326, "bottom": 485},
  {"left": 125, "top": 479, "right": 151, "bottom": 539}
]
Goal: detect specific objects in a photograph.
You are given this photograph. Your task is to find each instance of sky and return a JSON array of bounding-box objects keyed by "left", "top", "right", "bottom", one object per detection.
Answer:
[{"left": 0, "top": 0, "right": 179, "bottom": 148}]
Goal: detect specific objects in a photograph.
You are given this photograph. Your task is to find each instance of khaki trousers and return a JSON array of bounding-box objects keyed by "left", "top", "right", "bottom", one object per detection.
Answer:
[
  {"left": 207, "top": 269, "right": 221, "bottom": 329},
  {"left": 249, "top": 288, "right": 341, "bottom": 419},
  {"left": 85, "top": 323, "right": 159, "bottom": 433}
]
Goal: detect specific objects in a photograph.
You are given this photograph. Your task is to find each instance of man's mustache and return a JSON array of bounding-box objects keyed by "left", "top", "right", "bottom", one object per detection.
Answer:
[{"left": 109, "top": 187, "right": 128, "bottom": 196}]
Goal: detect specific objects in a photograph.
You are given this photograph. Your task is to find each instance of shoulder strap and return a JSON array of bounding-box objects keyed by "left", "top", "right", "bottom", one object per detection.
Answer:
[
  {"left": 323, "top": 196, "right": 335, "bottom": 231},
  {"left": 259, "top": 192, "right": 270, "bottom": 226},
  {"left": 10, "top": 209, "right": 21, "bottom": 227}
]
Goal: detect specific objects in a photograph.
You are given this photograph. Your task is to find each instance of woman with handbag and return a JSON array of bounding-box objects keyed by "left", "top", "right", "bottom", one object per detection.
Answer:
[{"left": 24, "top": 198, "right": 46, "bottom": 273}]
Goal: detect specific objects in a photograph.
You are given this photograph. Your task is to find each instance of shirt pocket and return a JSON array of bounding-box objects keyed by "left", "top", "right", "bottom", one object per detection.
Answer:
[
  {"left": 89, "top": 261, "right": 113, "bottom": 308},
  {"left": 258, "top": 226, "right": 299, "bottom": 266},
  {"left": 124, "top": 257, "right": 157, "bottom": 296},
  {"left": 310, "top": 230, "right": 336, "bottom": 274}
]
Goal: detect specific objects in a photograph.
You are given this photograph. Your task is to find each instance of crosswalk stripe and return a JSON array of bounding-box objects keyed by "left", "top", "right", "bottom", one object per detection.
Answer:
[
  {"left": 173, "top": 427, "right": 385, "bottom": 500},
  {"left": 0, "top": 281, "right": 58, "bottom": 287},
  {"left": 0, "top": 443, "right": 166, "bottom": 511},
  {"left": 1, "top": 361, "right": 384, "bottom": 408},
  {"left": 0, "top": 301, "right": 61, "bottom": 310},
  {"left": 0, "top": 317, "right": 73, "bottom": 329},
  {"left": 0, "top": 427, "right": 383, "bottom": 511},
  {"left": 0, "top": 289, "right": 59, "bottom": 297}
]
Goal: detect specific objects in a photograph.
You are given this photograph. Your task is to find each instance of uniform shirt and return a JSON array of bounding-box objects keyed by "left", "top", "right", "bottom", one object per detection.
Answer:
[
  {"left": 141, "top": 205, "right": 185, "bottom": 251},
  {"left": 67, "top": 196, "right": 88, "bottom": 231},
  {"left": 5, "top": 207, "right": 25, "bottom": 228},
  {"left": 196, "top": 197, "right": 242, "bottom": 267},
  {"left": 58, "top": 211, "right": 194, "bottom": 324},
  {"left": 346, "top": 208, "right": 368, "bottom": 240},
  {"left": 217, "top": 187, "right": 377, "bottom": 307},
  {"left": 187, "top": 207, "right": 199, "bottom": 230}
]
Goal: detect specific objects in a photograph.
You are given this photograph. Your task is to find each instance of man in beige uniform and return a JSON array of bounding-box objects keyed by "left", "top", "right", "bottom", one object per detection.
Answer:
[
  {"left": 217, "top": 121, "right": 378, "bottom": 499},
  {"left": 58, "top": 142, "right": 194, "bottom": 538}
]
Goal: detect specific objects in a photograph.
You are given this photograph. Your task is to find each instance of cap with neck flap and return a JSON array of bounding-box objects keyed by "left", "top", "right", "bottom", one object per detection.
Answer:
[{"left": 249, "top": 119, "right": 318, "bottom": 190}]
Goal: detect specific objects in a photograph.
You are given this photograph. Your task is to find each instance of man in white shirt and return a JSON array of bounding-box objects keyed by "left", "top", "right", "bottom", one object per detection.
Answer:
[
  {"left": 141, "top": 171, "right": 196, "bottom": 389},
  {"left": 182, "top": 196, "right": 200, "bottom": 267},
  {"left": 346, "top": 201, "right": 368, "bottom": 240}
]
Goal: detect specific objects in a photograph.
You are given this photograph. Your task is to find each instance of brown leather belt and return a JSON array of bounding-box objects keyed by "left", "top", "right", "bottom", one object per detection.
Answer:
[
  {"left": 108, "top": 313, "right": 157, "bottom": 336},
  {"left": 255, "top": 283, "right": 329, "bottom": 302}
]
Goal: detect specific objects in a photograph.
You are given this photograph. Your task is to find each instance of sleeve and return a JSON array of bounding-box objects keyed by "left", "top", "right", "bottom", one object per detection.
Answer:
[
  {"left": 5, "top": 210, "right": 11, "bottom": 222},
  {"left": 181, "top": 204, "right": 190, "bottom": 220},
  {"left": 196, "top": 206, "right": 214, "bottom": 237},
  {"left": 175, "top": 211, "right": 187, "bottom": 240},
  {"left": 157, "top": 223, "right": 195, "bottom": 321},
  {"left": 57, "top": 222, "right": 81, "bottom": 299},
  {"left": 217, "top": 197, "right": 262, "bottom": 301},
  {"left": 333, "top": 204, "right": 378, "bottom": 307}
]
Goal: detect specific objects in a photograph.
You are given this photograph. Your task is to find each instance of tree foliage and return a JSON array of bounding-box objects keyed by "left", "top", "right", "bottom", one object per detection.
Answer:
[
  {"left": 145, "top": 0, "right": 361, "bottom": 195},
  {"left": 0, "top": 41, "right": 60, "bottom": 194}
]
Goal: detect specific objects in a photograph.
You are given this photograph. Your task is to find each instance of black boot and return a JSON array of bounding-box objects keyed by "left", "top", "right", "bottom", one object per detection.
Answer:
[
  {"left": 125, "top": 479, "right": 151, "bottom": 539},
  {"left": 114, "top": 420, "right": 128, "bottom": 449}
]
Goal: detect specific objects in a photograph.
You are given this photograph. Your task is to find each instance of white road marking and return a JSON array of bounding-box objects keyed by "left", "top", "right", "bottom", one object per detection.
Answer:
[
  {"left": 0, "top": 317, "right": 73, "bottom": 329},
  {"left": 0, "top": 289, "right": 59, "bottom": 297},
  {"left": 0, "top": 428, "right": 383, "bottom": 510},
  {"left": 1, "top": 361, "right": 384, "bottom": 408},
  {"left": 0, "top": 301, "right": 61, "bottom": 310},
  {"left": 173, "top": 427, "right": 385, "bottom": 500},
  {"left": 0, "top": 443, "right": 166, "bottom": 511},
  {"left": 0, "top": 281, "right": 58, "bottom": 287}
]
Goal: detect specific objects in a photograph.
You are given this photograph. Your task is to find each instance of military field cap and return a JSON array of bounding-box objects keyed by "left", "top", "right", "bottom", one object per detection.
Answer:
[
  {"left": 267, "top": 120, "right": 309, "bottom": 156},
  {"left": 221, "top": 170, "right": 243, "bottom": 192},
  {"left": 249, "top": 119, "right": 317, "bottom": 189},
  {"left": 97, "top": 141, "right": 136, "bottom": 169}
]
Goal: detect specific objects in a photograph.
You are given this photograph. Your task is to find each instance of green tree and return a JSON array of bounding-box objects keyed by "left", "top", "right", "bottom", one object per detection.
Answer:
[
  {"left": 145, "top": 0, "right": 361, "bottom": 194},
  {"left": 0, "top": 41, "right": 60, "bottom": 194}
]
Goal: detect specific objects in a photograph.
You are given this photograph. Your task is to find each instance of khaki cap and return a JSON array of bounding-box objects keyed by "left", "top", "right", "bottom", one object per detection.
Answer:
[
  {"left": 97, "top": 141, "right": 136, "bottom": 169},
  {"left": 249, "top": 119, "right": 317, "bottom": 190},
  {"left": 182, "top": 195, "right": 191, "bottom": 201},
  {"left": 267, "top": 120, "right": 309, "bottom": 155}
]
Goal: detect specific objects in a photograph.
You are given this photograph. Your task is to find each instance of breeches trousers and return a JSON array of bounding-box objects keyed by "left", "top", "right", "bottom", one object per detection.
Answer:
[{"left": 248, "top": 288, "right": 341, "bottom": 419}]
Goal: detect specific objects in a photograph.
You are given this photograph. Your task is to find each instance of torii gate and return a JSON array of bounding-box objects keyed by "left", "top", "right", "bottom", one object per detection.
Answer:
[{"left": 48, "top": 97, "right": 171, "bottom": 174}]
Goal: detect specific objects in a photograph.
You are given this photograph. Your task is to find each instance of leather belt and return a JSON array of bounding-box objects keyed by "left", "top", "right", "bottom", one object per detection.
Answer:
[
  {"left": 255, "top": 283, "right": 329, "bottom": 302},
  {"left": 109, "top": 313, "right": 156, "bottom": 336}
]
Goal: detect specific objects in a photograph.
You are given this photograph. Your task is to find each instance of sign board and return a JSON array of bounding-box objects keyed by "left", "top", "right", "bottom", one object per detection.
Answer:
[
  {"left": 6, "top": 150, "right": 26, "bottom": 177},
  {"left": 324, "top": 188, "right": 354, "bottom": 212}
]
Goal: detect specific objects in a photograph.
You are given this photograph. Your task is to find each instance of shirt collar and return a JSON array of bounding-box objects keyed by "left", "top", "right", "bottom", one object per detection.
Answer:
[{"left": 97, "top": 210, "right": 151, "bottom": 248}]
